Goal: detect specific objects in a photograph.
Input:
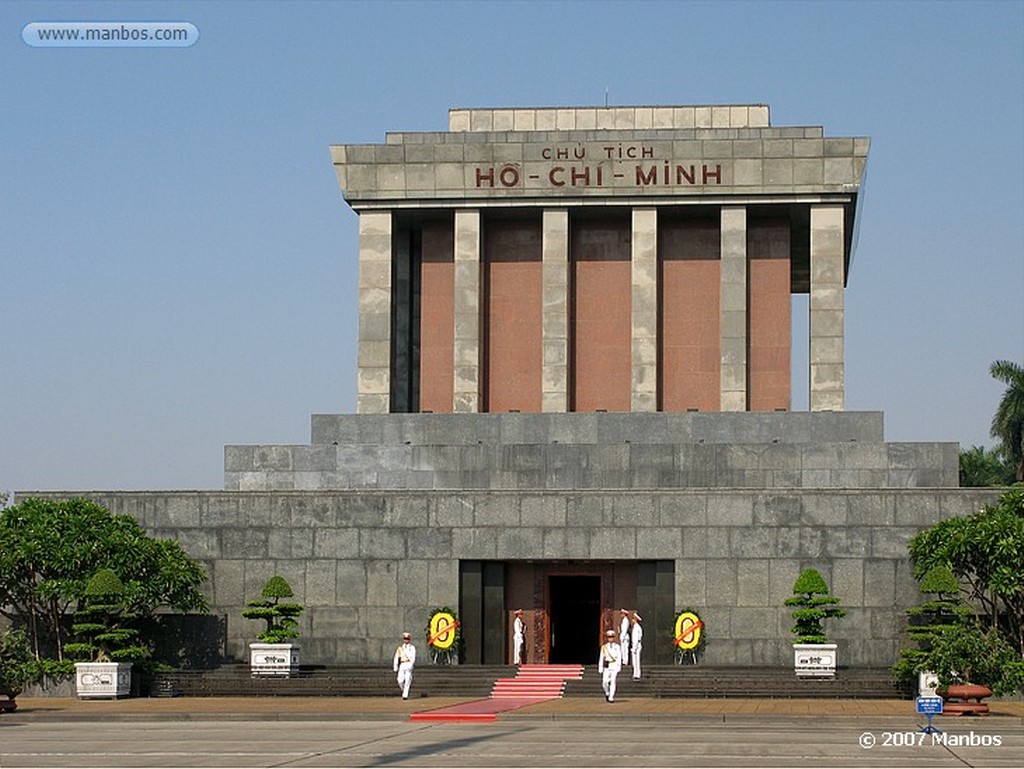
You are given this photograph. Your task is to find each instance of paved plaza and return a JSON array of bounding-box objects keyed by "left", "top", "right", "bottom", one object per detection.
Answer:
[{"left": 2, "top": 697, "right": 1022, "bottom": 767}]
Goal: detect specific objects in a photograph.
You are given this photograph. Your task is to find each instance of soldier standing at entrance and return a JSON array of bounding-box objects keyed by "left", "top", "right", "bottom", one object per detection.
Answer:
[
  {"left": 630, "top": 613, "right": 643, "bottom": 680},
  {"left": 619, "top": 609, "right": 631, "bottom": 666},
  {"left": 512, "top": 609, "right": 525, "bottom": 665},
  {"left": 598, "top": 629, "right": 623, "bottom": 702},
  {"left": 393, "top": 632, "right": 416, "bottom": 700}
]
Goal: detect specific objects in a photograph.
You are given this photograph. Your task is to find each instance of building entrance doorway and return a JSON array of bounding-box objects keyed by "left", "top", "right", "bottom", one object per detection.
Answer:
[{"left": 548, "top": 575, "right": 601, "bottom": 664}]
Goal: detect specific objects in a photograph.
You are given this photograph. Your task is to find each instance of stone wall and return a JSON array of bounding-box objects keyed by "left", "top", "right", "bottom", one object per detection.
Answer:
[
  {"left": 22, "top": 486, "right": 1000, "bottom": 668},
  {"left": 225, "top": 412, "right": 958, "bottom": 491}
]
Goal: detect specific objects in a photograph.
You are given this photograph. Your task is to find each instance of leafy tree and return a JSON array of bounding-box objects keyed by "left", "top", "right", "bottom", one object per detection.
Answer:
[
  {"left": 990, "top": 359, "right": 1024, "bottom": 482},
  {"left": 241, "top": 575, "right": 303, "bottom": 644},
  {"left": 784, "top": 568, "right": 846, "bottom": 644},
  {"left": 907, "top": 487, "right": 1024, "bottom": 655},
  {"left": 959, "top": 445, "right": 1015, "bottom": 487},
  {"left": 0, "top": 498, "right": 208, "bottom": 660}
]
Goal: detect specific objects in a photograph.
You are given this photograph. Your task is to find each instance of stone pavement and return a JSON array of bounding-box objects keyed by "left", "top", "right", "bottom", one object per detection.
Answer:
[
  {"left": 7, "top": 695, "right": 1024, "bottom": 722},
  {"left": 4, "top": 696, "right": 1024, "bottom": 768}
]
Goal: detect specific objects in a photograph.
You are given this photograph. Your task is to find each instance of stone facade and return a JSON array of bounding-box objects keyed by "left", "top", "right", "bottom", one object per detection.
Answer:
[
  {"left": 225, "top": 412, "right": 957, "bottom": 492},
  {"left": 26, "top": 479, "right": 999, "bottom": 668}
]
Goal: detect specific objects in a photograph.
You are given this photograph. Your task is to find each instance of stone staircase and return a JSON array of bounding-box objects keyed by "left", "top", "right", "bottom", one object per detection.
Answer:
[
  {"left": 565, "top": 666, "right": 911, "bottom": 699},
  {"left": 155, "top": 664, "right": 514, "bottom": 698},
  {"left": 154, "top": 664, "right": 910, "bottom": 700},
  {"left": 490, "top": 664, "right": 584, "bottom": 699}
]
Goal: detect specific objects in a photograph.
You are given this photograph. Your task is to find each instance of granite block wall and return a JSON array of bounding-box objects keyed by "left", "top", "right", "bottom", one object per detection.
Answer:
[
  {"left": 23, "top": 487, "right": 1000, "bottom": 668},
  {"left": 227, "top": 412, "right": 957, "bottom": 492}
]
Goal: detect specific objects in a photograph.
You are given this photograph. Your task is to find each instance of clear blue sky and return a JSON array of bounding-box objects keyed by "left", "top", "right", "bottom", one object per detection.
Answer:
[{"left": 2, "top": 0, "right": 1022, "bottom": 491}]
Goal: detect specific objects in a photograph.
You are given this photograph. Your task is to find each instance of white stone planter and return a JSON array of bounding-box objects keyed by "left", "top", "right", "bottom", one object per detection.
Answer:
[
  {"left": 918, "top": 670, "right": 940, "bottom": 696},
  {"left": 249, "top": 643, "right": 300, "bottom": 677},
  {"left": 75, "top": 662, "right": 132, "bottom": 698},
  {"left": 793, "top": 643, "right": 837, "bottom": 677}
]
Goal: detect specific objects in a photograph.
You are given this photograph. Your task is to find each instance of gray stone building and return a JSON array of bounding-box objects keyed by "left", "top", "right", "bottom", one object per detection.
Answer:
[{"left": 21, "top": 105, "right": 999, "bottom": 669}]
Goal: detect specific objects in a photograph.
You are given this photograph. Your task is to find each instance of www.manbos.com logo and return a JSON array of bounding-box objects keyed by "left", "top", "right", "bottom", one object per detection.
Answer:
[{"left": 23, "top": 22, "right": 199, "bottom": 48}]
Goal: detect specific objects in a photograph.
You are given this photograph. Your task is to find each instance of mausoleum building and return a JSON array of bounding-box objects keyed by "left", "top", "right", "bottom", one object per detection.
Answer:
[{"left": 23, "top": 105, "right": 999, "bottom": 670}]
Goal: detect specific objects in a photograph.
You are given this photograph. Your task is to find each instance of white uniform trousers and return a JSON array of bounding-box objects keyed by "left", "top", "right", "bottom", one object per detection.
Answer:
[
  {"left": 631, "top": 641, "right": 642, "bottom": 679},
  {"left": 598, "top": 642, "right": 623, "bottom": 702},
  {"left": 602, "top": 666, "right": 620, "bottom": 701},
  {"left": 396, "top": 666, "right": 413, "bottom": 699},
  {"left": 631, "top": 622, "right": 643, "bottom": 679},
  {"left": 619, "top": 619, "right": 630, "bottom": 666}
]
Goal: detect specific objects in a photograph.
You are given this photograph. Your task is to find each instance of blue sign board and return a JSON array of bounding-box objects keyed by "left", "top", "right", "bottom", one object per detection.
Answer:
[{"left": 916, "top": 696, "right": 943, "bottom": 715}]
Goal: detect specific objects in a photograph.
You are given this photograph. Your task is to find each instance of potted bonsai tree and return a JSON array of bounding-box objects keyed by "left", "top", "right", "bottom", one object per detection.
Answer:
[
  {"left": 785, "top": 568, "right": 846, "bottom": 677},
  {"left": 65, "top": 568, "right": 147, "bottom": 698},
  {"left": 0, "top": 628, "right": 33, "bottom": 712},
  {"left": 242, "top": 575, "right": 304, "bottom": 676},
  {"left": 892, "top": 564, "right": 967, "bottom": 696}
]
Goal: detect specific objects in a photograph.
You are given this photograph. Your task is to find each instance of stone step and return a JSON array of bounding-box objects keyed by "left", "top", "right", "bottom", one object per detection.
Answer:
[
  {"left": 308, "top": 412, "right": 886, "bottom": 447},
  {"left": 154, "top": 665, "right": 911, "bottom": 700},
  {"left": 490, "top": 663, "right": 584, "bottom": 699},
  {"left": 566, "top": 666, "right": 909, "bottom": 699}
]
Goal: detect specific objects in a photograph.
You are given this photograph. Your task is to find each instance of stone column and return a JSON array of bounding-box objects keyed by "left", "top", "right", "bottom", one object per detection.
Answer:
[
  {"left": 542, "top": 209, "right": 569, "bottom": 412},
  {"left": 453, "top": 209, "right": 482, "bottom": 413},
  {"left": 356, "top": 211, "right": 392, "bottom": 414},
  {"left": 631, "top": 208, "right": 658, "bottom": 411},
  {"left": 720, "top": 206, "right": 748, "bottom": 411},
  {"left": 809, "top": 205, "right": 845, "bottom": 411}
]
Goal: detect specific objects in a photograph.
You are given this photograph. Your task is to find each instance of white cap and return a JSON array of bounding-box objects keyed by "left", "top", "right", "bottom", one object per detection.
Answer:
[
  {"left": 606, "top": 629, "right": 615, "bottom": 636},
  {"left": 402, "top": 632, "right": 411, "bottom": 639},
  {"left": 633, "top": 613, "right": 643, "bottom": 621}
]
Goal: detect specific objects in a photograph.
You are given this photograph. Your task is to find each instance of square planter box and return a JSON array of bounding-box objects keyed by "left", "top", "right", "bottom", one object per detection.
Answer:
[
  {"left": 793, "top": 643, "right": 837, "bottom": 678},
  {"left": 249, "top": 643, "right": 300, "bottom": 677},
  {"left": 75, "top": 662, "right": 132, "bottom": 699},
  {"left": 919, "top": 671, "right": 940, "bottom": 697}
]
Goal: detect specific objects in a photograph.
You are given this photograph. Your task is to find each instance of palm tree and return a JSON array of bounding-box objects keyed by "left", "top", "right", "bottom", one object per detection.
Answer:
[
  {"left": 990, "top": 360, "right": 1024, "bottom": 481},
  {"left": 959, "top": 445, "right": 1014, "bottom": 486}
]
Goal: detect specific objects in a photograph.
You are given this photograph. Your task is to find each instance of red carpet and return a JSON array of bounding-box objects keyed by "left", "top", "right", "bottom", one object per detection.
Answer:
[{"left": 410, "top": 664, "right": 584, "bottom": 722}]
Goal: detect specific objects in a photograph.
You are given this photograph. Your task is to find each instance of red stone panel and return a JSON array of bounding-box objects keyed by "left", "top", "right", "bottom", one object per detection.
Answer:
[
  {"left": 659, "top": 216, "right": 721, "bottom": 412},
  {"left": 419, "top": 220, "right": 454, "bottom": 413},
  {"left": 484, "top": 216, "right": 543, "bottom": 412},
  {"left": 571, "top": 214, "right": 631, "bottom": 412},
  {"left": 748, "top": 219, "right": 791, "bottom": 411}
]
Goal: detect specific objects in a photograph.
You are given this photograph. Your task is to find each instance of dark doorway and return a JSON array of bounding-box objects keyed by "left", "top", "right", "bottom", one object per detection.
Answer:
[{"left": 548, "top": 575, "right": 601, "bottom": 664}]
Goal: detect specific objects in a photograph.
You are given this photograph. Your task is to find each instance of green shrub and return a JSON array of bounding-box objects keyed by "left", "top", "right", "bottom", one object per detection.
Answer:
[
  {"left": 21, "top": 658, "right": 75, "bottom": 683},
  {"left": 925, "top": 623, "right": 1022, "bottom": 696},
  {"left": 0, "top": 628, "right": 33, "bottom": 693}
]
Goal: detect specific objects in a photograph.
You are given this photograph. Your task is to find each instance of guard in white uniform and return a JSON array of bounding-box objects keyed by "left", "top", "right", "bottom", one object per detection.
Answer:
[
  {"left": 598, "top": 629, "right": 623, "bottom": 702},
  {"left": 512, "top": 609, "right": 525, "bottom": 665},
  {"left": 630, "top": 613, "right": 643, "bottom": 680},
  {"left": 619, "top": 609, "right": 631, "bottom": 666},
  {"left": 393, "top": 632, "right": 417, "bottom": 699}
]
